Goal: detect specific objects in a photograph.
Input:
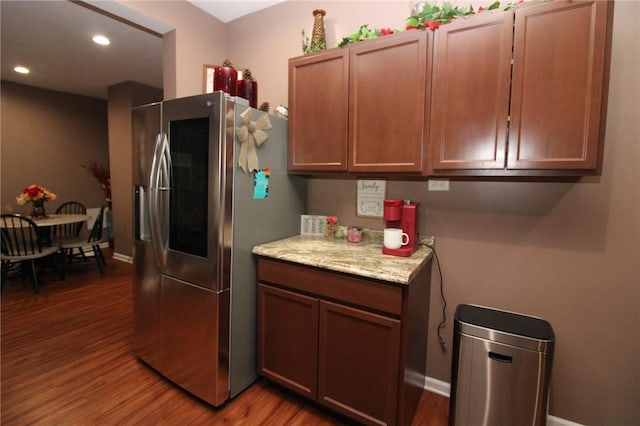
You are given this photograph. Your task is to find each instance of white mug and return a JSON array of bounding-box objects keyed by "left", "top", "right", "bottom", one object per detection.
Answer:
[{"left": 384, "top": 228, "right": 409, "bottom": 249}]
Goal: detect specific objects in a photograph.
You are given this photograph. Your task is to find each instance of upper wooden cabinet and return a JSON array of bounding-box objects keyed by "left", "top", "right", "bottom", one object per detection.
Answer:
[
  {"left": 288, "top": 30, "right": 431, "bottom": 174},
  {"left": 288, "top": 49, "right": 349, "bottom": 172},
  {"left": 429, "top": 10, "right": 513, "bottom": 171},
  {"left": 429, "top": 0, "right": 614, "bottom": 176},
  {"left": 508, "top": 0, "right": 612, "bottom": 171}
]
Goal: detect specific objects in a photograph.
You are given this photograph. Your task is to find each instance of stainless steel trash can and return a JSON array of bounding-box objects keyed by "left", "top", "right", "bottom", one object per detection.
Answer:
[{"left": 449, "top": 304, "right": 555, "bottom": 426}]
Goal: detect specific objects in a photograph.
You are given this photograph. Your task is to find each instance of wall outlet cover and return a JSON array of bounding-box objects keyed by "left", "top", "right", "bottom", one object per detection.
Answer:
[{"left": 428, "top": 179, "right": 450, "bottom": 191}]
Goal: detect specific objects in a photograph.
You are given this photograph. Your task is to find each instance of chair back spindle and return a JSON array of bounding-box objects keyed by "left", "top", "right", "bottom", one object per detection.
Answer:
[{"left": 52, "top": 201, "right": 87, "bottom": 241}]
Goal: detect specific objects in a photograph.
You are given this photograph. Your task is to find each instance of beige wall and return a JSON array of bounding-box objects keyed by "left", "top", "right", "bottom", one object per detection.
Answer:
[
  {"left": 120, "top": 0, "right": 227, "bottom": 99},
  {"left": 224, "top": 1, "right": 639, "bottom": 424},
  {"left": 1, "top": 81, "right": 109, "bottom": 215}
]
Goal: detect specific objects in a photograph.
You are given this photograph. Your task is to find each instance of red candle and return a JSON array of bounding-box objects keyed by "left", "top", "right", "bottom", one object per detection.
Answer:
[
  {"left": 237, "top": 79, "right": 258, "bottom": 108},
  {"left": 214, "top": 66, "right": 237, "bottom": 95}
]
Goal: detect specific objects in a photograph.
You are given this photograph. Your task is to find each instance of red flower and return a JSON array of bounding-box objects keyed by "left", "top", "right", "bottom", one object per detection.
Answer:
[
  {"left": 380, "top": 28, "right": 394, "bottom": 36},
  {"left": 327, "top": 216, "right": 338, "bottom": 225},
  {"left": 426, "top": 21, "right": 440, "bottom": 30},
  {"left": 405, "top": 25, "right": 417, "bottom": 30},
  {"left": 477, "top": 6, "right": 485, "bottom": 13}
]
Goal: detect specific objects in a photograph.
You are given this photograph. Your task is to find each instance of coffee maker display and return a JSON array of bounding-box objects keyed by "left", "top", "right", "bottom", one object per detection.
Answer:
[{"left": 382, "top": 199, "right": 420, "bottom": 257}]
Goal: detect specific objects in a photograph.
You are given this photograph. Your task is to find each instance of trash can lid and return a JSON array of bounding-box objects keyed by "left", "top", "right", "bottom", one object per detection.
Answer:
[{"left": 456, "top": 304, "right": 555, "bottom": 351}]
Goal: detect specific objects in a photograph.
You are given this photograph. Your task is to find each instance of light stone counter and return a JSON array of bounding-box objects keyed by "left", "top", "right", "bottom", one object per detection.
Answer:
[{"left": 252, "top": 232, "right": 433, "bottom": 285}]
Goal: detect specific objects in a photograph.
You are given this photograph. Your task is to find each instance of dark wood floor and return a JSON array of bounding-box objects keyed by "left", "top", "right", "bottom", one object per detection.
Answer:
[{"left": 1, "top": 252, "right": 449, "bottom": 425}]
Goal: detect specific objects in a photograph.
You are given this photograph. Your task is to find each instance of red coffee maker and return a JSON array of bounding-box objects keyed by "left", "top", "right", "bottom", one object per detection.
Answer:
[{"left": 382, "top": 199, "right": 420, "bottom": 257}]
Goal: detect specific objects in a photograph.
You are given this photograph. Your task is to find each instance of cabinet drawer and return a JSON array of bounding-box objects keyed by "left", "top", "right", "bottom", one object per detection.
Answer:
[{"left": 258, "top": 258, "right": 402, "bottom": 316}]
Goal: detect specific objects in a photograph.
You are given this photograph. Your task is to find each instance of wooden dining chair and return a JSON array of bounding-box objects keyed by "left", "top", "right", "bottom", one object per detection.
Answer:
[
  {"left": 52, "top": 201, "right": 87, "bottom": 243},
  {"left": 1, "top": 214, "right": 65, "bottom": 294},
  {"left": 59, "top": 204, "right": 107, "bottom": 275}
]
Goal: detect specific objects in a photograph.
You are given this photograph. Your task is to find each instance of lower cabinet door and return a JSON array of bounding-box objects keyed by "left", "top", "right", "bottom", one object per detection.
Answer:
[
  {"left": 318, "top": 300, "right": 401, "bottom": 426},
  {"left": 257, "top": 284, "right": 319, "bottom": 399}
]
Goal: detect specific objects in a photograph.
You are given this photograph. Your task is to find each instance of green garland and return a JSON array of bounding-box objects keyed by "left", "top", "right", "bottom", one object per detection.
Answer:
[
  {"left": 337, "top": 1, "right": 521, "bottom": 48},
  {"left": 337, "top": 24, "right": 387, "bottom": 48}
]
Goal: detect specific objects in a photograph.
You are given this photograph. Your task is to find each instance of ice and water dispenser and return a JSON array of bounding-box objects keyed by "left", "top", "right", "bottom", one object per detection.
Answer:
[{"left": 449, "top": 304, "right": 555, "bottom": 426}]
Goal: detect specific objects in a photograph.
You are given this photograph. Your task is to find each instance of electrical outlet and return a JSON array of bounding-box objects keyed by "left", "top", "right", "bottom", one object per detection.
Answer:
[{"left": 428, "top": 179, "right": 449, "bottom": 191}]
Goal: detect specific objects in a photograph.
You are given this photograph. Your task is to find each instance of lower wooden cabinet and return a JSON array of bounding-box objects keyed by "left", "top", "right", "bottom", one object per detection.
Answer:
[
  {"left": 258, "top": 284, "right": 318, "bottom": 399},
  {"left": 257, "top": 257, "right": 432, "bottom": 426},
  {"left": 318, "top": 300, "right": 401, "bottom": 425}
]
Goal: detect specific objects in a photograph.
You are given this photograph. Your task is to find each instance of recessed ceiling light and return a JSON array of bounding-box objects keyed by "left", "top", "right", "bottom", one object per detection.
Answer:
[
  {"left": 14, "top": 66, "right": 30, "bottom": 74},
  {"left": 92, "top": 35, "right": 110, "bottom": 46}
]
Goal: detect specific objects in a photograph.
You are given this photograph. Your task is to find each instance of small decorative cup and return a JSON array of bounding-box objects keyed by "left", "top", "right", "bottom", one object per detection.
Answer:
[{"left": 347, "top": 227, "right": 363, "bottom": 243}]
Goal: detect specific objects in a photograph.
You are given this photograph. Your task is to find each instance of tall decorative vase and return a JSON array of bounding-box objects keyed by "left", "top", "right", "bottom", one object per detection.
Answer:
[
  {"left": 310, "top": 9, "right": 327, "bottom": 52},
  {"left": 30, "top": 199, "right": 47, "bottom": 219}
]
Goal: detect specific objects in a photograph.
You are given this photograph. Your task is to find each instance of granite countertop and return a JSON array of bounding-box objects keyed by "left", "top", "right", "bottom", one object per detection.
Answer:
[{"left": 252, "top": 231, "right": 433, "bottom": 285}]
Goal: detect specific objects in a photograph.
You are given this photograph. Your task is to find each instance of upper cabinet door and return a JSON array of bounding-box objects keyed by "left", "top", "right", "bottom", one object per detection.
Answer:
[
  {"left": 288, "top": 49, "right": 349, "bottom": 172},
  {"left": 348, "top": 30, "right": 430, "bottom": 173},
  {"left": 508, "top": 0, "right": 613, "bottom": 170},
  {"left": 429, "top": 10, "right": 514, "bottom": 171}
]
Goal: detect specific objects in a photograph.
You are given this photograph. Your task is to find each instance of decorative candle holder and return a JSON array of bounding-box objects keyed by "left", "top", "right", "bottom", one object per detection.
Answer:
[
  {"left": 214, "top": 58, "right": 237, "bottom": 95},
  {"left": 237, "top": 68, "right": 258, "bottom": 108},
  {"left": 347, "top": 227, "right": 363, "bottom": 243}
]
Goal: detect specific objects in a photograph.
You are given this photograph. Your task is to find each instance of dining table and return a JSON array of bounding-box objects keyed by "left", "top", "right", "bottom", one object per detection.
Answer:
[{"left": 1, "top": 213, "right": 91, "bottom": 246}]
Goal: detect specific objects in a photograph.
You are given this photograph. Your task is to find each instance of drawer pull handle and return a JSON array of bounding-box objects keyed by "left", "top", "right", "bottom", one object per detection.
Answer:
[{"left": 489, "top": 351, "right": 512, "bottom": 363}]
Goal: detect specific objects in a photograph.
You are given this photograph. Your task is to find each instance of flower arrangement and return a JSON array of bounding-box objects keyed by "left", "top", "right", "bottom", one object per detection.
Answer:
[
  {"left": 82, "top": 161, "right": 111, "bottom": 199},
  {"left": 337, "top": 1, "right": 525, "bottom": 47},
  {"left": 324, "top": 216, "right": 339, "bottom": 239},
  {"left": 16, "top": 184, "right": 57, "bottom": 205}
]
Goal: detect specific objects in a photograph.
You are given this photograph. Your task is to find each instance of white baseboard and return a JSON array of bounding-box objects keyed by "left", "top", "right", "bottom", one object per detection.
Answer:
[
  {"left": 422, "top": 376, "right": 583, "bottom": 426},
  {"left": 424, "top": 376, "right": 451, "bottom": 398},
  {"left": 112, "top": 251, "right": 132, "bottom": 264},
  {"left": 546, "top": 415, "right": 584, "bottom": 426}
]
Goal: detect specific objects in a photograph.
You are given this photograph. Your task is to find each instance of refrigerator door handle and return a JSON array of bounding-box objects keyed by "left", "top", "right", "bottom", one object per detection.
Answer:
[{"left": 149, "top": 132, "right": 172, "bottom": 268}]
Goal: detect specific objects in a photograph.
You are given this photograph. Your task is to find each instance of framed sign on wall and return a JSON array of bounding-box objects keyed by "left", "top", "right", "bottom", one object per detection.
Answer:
[
  {"left": 356, "top": 180, "right": 386, "bottom": 218},
  {"left": 203, "top": 64, "right": 216, "bottom": 93}
]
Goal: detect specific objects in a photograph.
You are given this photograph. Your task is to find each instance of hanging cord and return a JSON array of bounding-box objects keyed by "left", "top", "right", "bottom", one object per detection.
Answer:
[{"left": 426, "top": 242, "right": 447, "bottom": 350}]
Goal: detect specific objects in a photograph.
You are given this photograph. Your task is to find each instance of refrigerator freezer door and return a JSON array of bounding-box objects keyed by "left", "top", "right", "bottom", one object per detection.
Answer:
[
  {"left": 132, "top": 239, "right": 162, "bottom": 371},
  {"left": 161, "top": 274, "right": 230, "bottom": 406}
]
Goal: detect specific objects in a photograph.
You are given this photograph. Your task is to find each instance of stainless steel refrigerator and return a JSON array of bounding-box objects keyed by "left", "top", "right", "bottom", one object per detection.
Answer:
[{"left": 132, "top": 92, "right": 306, "bottom": 406}]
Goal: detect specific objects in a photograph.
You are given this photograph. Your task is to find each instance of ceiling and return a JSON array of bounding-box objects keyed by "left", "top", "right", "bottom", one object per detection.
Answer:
[{"left": 0, "top": 1, "right": 282, "bottom": 100}]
